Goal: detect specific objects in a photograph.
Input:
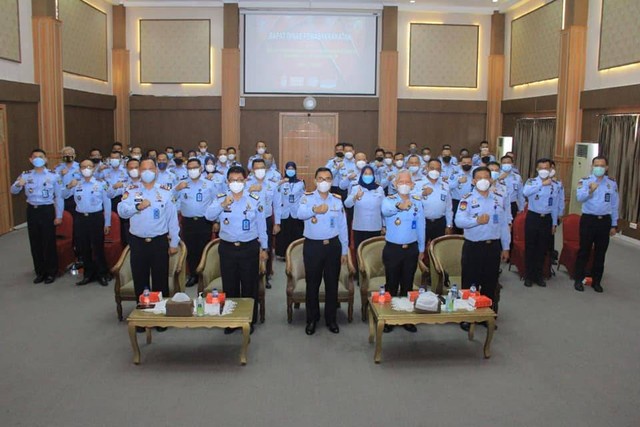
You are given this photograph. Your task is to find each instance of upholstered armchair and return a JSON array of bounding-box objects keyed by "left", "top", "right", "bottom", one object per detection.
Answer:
[{"left": 428, "top": 235, "right": 464, "bottom": 295}]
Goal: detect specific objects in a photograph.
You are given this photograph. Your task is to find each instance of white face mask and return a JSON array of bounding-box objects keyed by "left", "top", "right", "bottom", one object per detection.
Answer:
[
  {"left": 423, "top": 155, "right": 431, "bottom": 162},
  {"left": 475, "top": 179, "right": 491, "bottom": 192},
  {"left": 128, "top": 168, "right": 139, "bottom": 179},
  {"left": 397, "top": 184, "right": 412, "bottom": 195},
  {"left": 316, "top": 181, "right": 331, "bottom": 193},
  {"left": 188, "top": 169, "right": 201, "bottom": 180},
  {"left": 409, "top": 166, "right": 420, "bottom": 174},
  {"left": 384, "top": 158, "right": 393, "bottom": 165},
  {"left": 427, "top": 170, "right": 440, "bottom": 180},
  {"left": 199, "top": 147, "right": 207, "bottom": 154},
  {"left": 205, "top": 164, "right": 215, "bottom": 173},
  {"left": 254, "top": 168, "right": 266, "bottom": 180},
  {"left": 356, "top": 160, "right": 367, "bottom": 170},
  {"left": 395, "top": 160, "right": 404, "bottom": 168},
  {"left": 131, "top": 155, "right": 141, "bottom": 160},
  {"left": 109, "top": 159, "right": 120, "bottom": 168},
  {"left": 257, "top": 147, "right": 266, "bottom": 155},
  {"left": 229, "top": 181, "right": 245, "bottom": 194},
  {"left": 549, "top": 169, "right": 556, "bottom": 178},
  {"left": 538, "top": 169, "right": 550, "bottom": 179},
  {"left": 344, "top": 152, "right": 354, "bottom": 160},
  {"left": 228, "top": 154, "right": 236, "bottom": 161},
  {"left": 81, "top": 168, "right": 93, "bottom": 178},
  {"left": 218, "top": 155, "right": 228, "bottom": 164}
]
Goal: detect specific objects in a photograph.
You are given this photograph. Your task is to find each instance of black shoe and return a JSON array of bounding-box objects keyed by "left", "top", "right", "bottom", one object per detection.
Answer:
[
  {"left": 592, "top": 283, "right": 603, "bottom": 293},
  {"left": 460, "top": 322, "right": 471, "bottom": 332},
  {"left": 327, "top": 323, "right": 339, "bottom": 334},
  {"left": 98, "top": 276, "right": 109, "bottom": 287},
  {"left": 224, "top": 327, "right": 237, "bottom": 335},
  {"left": 537, "top": 279, "right": 547, "bottom": 287},
  {"left": 33, "top": 275, "right": 45, "bottom": 284},
  {"left": 250, "top": 324, "right": 255, "bottom": 335},
  {"left": 305, "top": 321, "right": 317, "bottom": 335},
  {"left": 185, "top": 276, "right": 198, "bottom": 288},
  {"left": 403, "top": 324, "right": 418, "bottom": 333},
  {"left": 44, "top": 276, "right": 55, "bottom": 284},
  {"left": 136, "top": 326, "right": 145, "bottom": 333},
  {"left": 76, "top": 277, "right": 93, "bottom": 286},
  {"left": 574, "top": 282, "right": 584, "bottom": 292},
  {"left": 266, "top": 281, "right": 272, "bottom": 289},
  {"left": 383, "top": 324, "right": 394, "bottom": 333},
  {"left": 155, "top": 327, "right": 167, "bottom": 332},
  {"left": 524, "top": 279, "right": 533, "bottom": 287}
]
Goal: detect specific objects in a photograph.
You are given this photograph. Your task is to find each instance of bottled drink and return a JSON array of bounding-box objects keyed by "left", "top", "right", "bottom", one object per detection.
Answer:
[
  {"left": 143, "top": 287, "right": 150, "bottom": 305},
  {"left": 418, "top": 287, "right": 426, "bottom": 294},
  {"left": 446, "top": 290, "right": 454, "bottom": 312},
  {"left": 451, "top": 284, "right": 458, "bottom": 299},
  {"left": 196, "top": 292, "right": 204, "bottom": 317},
  {"left": 212, "top": 288, "right": 219, "bottom": 298},
  {"left": 470, "top": 284, "right": 477, "bottom": 298},
  {"left": 378, "top": 285, "right": 386, "bottom": 303}
]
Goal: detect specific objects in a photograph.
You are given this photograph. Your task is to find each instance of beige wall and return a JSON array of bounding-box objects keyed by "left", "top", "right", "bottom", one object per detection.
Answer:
[{"left": 0, "top": 0, "right": 34, "bottom": 84}]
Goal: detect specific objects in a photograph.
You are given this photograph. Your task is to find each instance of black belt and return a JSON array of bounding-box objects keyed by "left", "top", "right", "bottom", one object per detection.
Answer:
[
  {"left": 386, "top": 241, "right": 417, "bottom": 249},
  {"left": 426, "top": 216, "right": 445, "bottom": 222},
  {"left": 306, "top": 236, "right": 339, "bottom": 246},
  {"left": 78, "top": 211, "right": 102, "bottom": 217},
  {"left": 131, "top": 233, "right": 168, "bottom": 243},
  {"left": 528, "top": 210, "right": 551, "bottom": 218},
  {"left": 221, "top": 239, "right": 258, "bottom": 247},
  {"left": 583, "top": 214, "right": 611, "bottom": 220},
  {"left": 183, "top": 216, "right": 209, "bottom": 221},
  {"left": 27, "top": 204, "right": 53, "bottom": 210},
  {"left": 465, "top": 239, "right": 499, "bottom": 245}
]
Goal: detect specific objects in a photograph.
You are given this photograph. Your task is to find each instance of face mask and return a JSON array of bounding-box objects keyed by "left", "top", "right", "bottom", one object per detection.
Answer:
[
  {"left": 356, "top": 160, "right": 367, "bottom": 170},
  {"left": 423, "top": 155, "right": 431, "bottom": 162},
  {"left": 461, "top": 164, "right": 472, "bottom": 172},
  {"left": 63, "top": 155, "right": 74, "bottom": 163},
  {"left": 501, "top": 164, "right": 512, "bottom": 173},
  {"left": 132, "top": 155, "right": 141, "bottom": 160},
  {"left": 229, "top": 181, "right": 245, "bottom": 194},
  {"left": 218, "top": 155, "right": 228, "bottom": 164},
  {"left": 344, "top": 152, "right": 354, "bottom": 160},
  {"left": 174, "top": 158, "right": 184, "bottom": 166},
  {"left": 375, "top": 156, "right": 384, "bottom": 162},
  {"left": 128, "top": 168, "right": 139, "bottom": 179},
  {"left": 90, "top": 158, "right": 101, "bottom": 165},
  {"left": 427, "top": 170, "right": 440, "bottom": 180},
  {"left": 167, "top": 153, "right": 174, "bottom": 159},
  {"left": 141, "top": 170, "right": 156, "bottom": 183},
  {"left": 395, "top": 160, "right": 404, "bottom": 168},
  {"left": 490, "top": 171, "right": 500, "bottom": 181},
  {"left": 397, "top": 184, "right": 412, "bottom": 195},
  {"left": 286, "top": 169, "right": 296, "bottom": 178},
  {"left": 481, "top": 156, "right": 491, "bottom": 164},
  {"left": 317, "top": 181, "right": 331, "bottom": 193},
  {"left": 205, "top": 164, "right": 215, "bottom": 173},
  {"left": 538, "top": 169, "right": 550, "bottom": 179},
  {"left": 110, "top": 159, "right": 120, "bottom": 168},
  {"left": 254, "top": 169, "right": 266, "bottom": 180},
  {"left": 409, "top": 147, "right": 417, "bottom": 154},
  {"left": 335, "top": 152, "right": 344, "bottom": 158},
  {"left": 409, "top": 166, "right": 420, "bottom": 174},
  {"left": 81, "top": 168, "right": 93, "bottom": 178},
  {"left": 157, "top": 162, "right": 168, "bottom": 171},
  {"left": 199, "top": 147, "right": 207, "bottom": 154},
  {"left": 593, "top": 166, "right": 606, "bottom": 177},
  {"left": 384, "top": 158, "right": 393, "bottom": 165},
  {"left": 188, "top": 169, "right": 201, "bottom": 180},
  {"left": 362, "top": 175, "right": 374, "bottom": 185},
  {"left": 227, "top": 154, "right": 236, "bottom": 161},
  {"left": 32, "top": 157, "right": 46, "bottom": 168},
  {"left": 257, "top": 147, "right": 266, "bottom": 155},
  {"left": 475, "top": 179, "right": 491, "bottom": 192},
  {"left": 442, "top": 156, "right": 452, "bottom": 163},
  {"left": 549, "top": 169, "right": 556, "bottom": 178}
]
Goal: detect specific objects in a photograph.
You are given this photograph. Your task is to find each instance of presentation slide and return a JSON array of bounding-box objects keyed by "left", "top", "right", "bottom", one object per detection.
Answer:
[{"left": 243, "top": 13, "right": 378, "bottom": 95}]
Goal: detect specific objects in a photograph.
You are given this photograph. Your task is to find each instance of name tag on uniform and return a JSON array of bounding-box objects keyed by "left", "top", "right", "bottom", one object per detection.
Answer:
[
  {"left": 330, "top": 217, "right": 335, "bottom": 229},
  {"left": 153, "top": 208, "right": 160, "bottom": 219},
  {"left": 493, "top": 214, "right": 499, "bottom": 224},
  {"left": 196, "top": 192, "right": 203, "bottom": 202},
  {"left": 605, "top": 193, "right": 610, "bottom": 202},
  {"left": 42, "top": 189, "right": 49, "bottom": 198},
  {"left": 289, "top": 195, "right": 294, "bottom": 203},
  {"left": 242, "top": 219, "right": 250, "bottom": 231},
  {"left": 548, "top": 197, "right": 553, "bottom": 207},
  {"left": 411, "top": 220, "right": 417, "bottom": 229},
  {"left": 440, "top": 194, "right": 446, "bottom": 202}
]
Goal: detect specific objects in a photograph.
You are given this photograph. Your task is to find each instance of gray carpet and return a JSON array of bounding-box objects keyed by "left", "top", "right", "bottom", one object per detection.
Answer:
[{"left": 1, "top": 228, "right": 639, "bottom": 427}]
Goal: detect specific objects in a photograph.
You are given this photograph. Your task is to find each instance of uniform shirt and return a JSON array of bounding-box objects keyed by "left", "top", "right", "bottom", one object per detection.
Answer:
[
  {"left": 439, "top": 155, "right": 459, "bottom": 166},
  {"left": 491, "top": 183, "right": 512, "bottom": 223},
  {"left": 155, "top": 170, "right": 178, "bottom": 191},
  {"left": 215, "top": 162, "right": 231, "bottom": 177},
  {"left": 472, "top": 153, "right": 496, "bottom": 166},
  {"left": 205, "top": 191, "right": 268, "bottom": 249},
  {"left": 338, "top": 162, "right": 360, "bottom": 191},
  {"left": 454, "top": 188, "right": 511, "bottom": 250},
  {"left": 10, "top": 169, "right": 64, "bottom": 218},
  {"left": 277, "top": 180, "right": 305, "bottom": 220},
  {"left": 107, "top": 176, "right": 140, "bottom": 199},
  {"left": 552, "top": 179, "right": 565, "bottom": 219},
  {"left": 499, "top": 171, "right": 525, "bottom": 211},
  {"left": 576, "top": 174, "right": 619, "bottom": 226},
  {"left": 523, "top": 177, "right": 558, "bottom": 225},
  {"left": 171, "top": 165, "right": 189, "bottom": 181},
  {"left": 62, "top": 177, "right": 111, "bottom": 226},
  {"left": 176, "top": 177, "right": 217, "bottom": 218},
  {"left": 441, "top": 163, "right": 459, "bottom": 181},
  {"left": 417, "top": 178, "right": 453, "bottom": 225},
  {"left": 265, "top": 168, "right": 282, "bottom": 184},
  {"left": 343, "top": 184, "right": 385, "bottom": 231},
  {"left": 205, "top": 172, "right": 227, "bottom": 195},
  {"left": 55, "top": 162, "right": 81, "bottom": 199},
  {"left": 410, "top": 172, "right": 428, "bottom": 191},
  {"left": 449, "top": 170, "right": 474, "bottom": 200},
  {"left": 381, "top": 194, "right": 426, "bottom": 252},
  {"left": 325, "top": 157, "right": 346, "bottom": 187},
  {"left": 102, "top": 166, "right": 129, "bottom": 196},
  {"left": 117, "top": 183, "right": 180, "bottom": 247},
  {"left": 295, "top": 191, "right": 349, "bottom": 255},
  {"left": 246, "top": 177, "right": 281, "bottom": 222},
  {"left": 378, "top": 166, "right": 401, "bottom": 193},
  {"left": 197, "top": 152, "right": 216, "bottom": 166}
]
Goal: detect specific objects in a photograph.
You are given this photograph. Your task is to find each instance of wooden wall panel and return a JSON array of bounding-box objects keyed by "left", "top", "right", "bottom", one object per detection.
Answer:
[{"left": 0, "top": 105, "right": 13, "bottom": 234}]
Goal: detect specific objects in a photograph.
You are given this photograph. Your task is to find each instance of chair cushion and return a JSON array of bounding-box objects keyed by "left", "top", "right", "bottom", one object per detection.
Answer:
[
  {"left": 365, "top": 276, "right": 420, "bottom": 293},
  {"left": 119, "top": 278, "right": 178, "bottom": 297},
  {"left": 293, "top": 278, "right": 351, "bottom": 298}
]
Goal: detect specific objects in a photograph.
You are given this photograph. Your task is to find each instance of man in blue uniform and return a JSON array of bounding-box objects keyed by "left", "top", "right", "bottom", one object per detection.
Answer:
[
  {"left": 574, "top": 156, "right": 619, "bottom": 293},
  {"left": 498, "top": 155, "right": 524, "bottom": 221},
  {"left": 449, "top": 155, "right": 474, "bottom": 234},
  {"left": 196, "top": 140, "right": 215, "bottom": 165},
  {"left": 55, "top": 146, "right": 80, "bottom": 213},
  {"left": 472, "top": 141, "right": 496, "bottom": 167},
  {"left": 102, "top": 151, "right": 128, "bottom": 211},
  {"left": 295, "top": 167, "right": 349, "bottom": 336},
  {"left": 11, "top": 149, "right": 64, "bottom": 284},
  {"left": 419, "top": 159, "right": 453, "bottom": 242}
]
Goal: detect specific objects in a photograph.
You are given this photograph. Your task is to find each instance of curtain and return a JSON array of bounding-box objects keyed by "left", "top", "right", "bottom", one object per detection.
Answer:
[
  {"left": 598, "top": 115, "right": 640, "bottom": 223},
  {"left": 513, "top": 118, "right": 556, "bottom": 179}
]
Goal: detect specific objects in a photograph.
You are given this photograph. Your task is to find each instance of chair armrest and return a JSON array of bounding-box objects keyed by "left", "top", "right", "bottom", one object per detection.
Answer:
[{"left": 110, "top": 245, "right": 130, "bottom": 275}]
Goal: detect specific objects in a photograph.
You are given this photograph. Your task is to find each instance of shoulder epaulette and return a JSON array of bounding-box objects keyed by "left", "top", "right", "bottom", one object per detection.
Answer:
[
  {"left": 580, "top": 176, "right": 589, "bottom": 181},
  {"left": 250, "top": 193, "right": 260, "bottom": 200},
  {"left": 462, "top": 193, "right": 471, "bottom": 199},
  {"left": 159, "top": 184, "right": 171, "bottom": 191},
  {"left": 387, "top": 194, "right": 397, "bottom": 199},
  {"left": 412, "top": 195, "right": 421, "bottom": 200},
  {"left": 607, "top": 176, "right": 616, "bottom": 182},
  {"left": 22, "top": 170, "right": 32, "bottom": 174},
  {"left": 217, "top": 193, "right": 226, "bottom": 198},
  {"left": 331, "top": 193, "right": 342, "bottom": 199},
  {"left": 127, "top": 184, "right": 139, "bottom": 190}
]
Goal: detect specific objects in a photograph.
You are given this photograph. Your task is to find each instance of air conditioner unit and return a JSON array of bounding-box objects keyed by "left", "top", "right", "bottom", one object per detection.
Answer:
[
  {"left": 496, "top": 136, "right": 513, "bottom": 159},
  {"left": 569, "top": 142, "right": 599, "bottom": 214}
]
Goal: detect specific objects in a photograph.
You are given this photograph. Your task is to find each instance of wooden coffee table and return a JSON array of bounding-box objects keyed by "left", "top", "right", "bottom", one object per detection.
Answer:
[
  {"left": 126, "top": 298, "right": 254, "bottom": 365},
  {"left": 367, "top": 297, "right": 497, "bottom": 363}
]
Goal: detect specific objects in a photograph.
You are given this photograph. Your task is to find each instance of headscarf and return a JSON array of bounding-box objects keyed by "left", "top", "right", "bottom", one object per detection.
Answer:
[
  {"left": 358, "top": 165, "right": 379, "bottom": 191},
  {"left": 284, "top": 161, "right": 299, "bottom": 183}
]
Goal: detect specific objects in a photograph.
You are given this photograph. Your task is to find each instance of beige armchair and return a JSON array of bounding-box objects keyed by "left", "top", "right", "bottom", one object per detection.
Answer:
[
  {"left": 428, "top": 235, "right": 464, "bottom": 295},
  {"left": 195, "top": 239, "right": 266, "bottom": 323},
  {"left": 112, "top": 240, "right": 187, "bottom": 321},
  {"left": 285, "top": 238, "right": 355, "bottom": 323},
  {"left": 357, "top": 236, "right": 427, "bottom": 321}
]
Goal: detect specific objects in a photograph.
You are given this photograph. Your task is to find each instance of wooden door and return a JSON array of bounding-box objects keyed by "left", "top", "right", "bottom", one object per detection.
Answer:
[
  {"left": 0, "top": 105, "right": 13, "bottom": 234},
  {"left": 279, "top": 113, "right": 339, "bottom": 184}
]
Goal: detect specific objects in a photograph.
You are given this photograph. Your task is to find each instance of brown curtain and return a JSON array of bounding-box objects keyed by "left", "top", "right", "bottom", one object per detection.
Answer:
[
  {"left": 513, "top": 118, "right": 556, "bottom": 179},
  {"left": 598, "top": 114, "right": 640, "bottom": 223}
]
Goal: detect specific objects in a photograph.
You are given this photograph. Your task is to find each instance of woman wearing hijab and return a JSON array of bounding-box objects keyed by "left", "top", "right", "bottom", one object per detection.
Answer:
[
  {"left": 344, "top": 165, "right": 385, "bottom": 254},
  {"left": 275, "top": 162, "right": 306, "bottom": 259}
]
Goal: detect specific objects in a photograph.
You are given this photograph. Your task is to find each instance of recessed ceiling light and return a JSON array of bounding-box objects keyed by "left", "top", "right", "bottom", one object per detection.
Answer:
[
  {"left": 410, "top": 0, "right": 416, "bottom": 4},
  {"left": 492, "top": 0, "right": 498, "bottom": 3}
]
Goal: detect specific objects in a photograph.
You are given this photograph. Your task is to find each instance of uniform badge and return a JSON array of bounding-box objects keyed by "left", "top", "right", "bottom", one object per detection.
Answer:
[
  {"left": 394, "top": 218, "right": 401, "bottom": 226},
  {"left": 223, "top": 218, "right": 229, "bottom": 225},
  {"left": 122, "top": 192, "right": 129, "bottom": 200},
  {"left": 311, "top": 217, "right": 318, "bottom": 224},
  {"left": 258, "top": 205, "right": 264, "bottom": 212},
  {"left": 440, "top": 194, "right": 446, "bottom": 202},
  {"left": 459, "top": 201, "right": 467, "bottom": 211}
]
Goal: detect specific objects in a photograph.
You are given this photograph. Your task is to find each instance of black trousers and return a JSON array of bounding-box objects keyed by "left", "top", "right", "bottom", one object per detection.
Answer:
[
  {"left": 275, "top": 216, "right": 304, "bottom": 257},
  {"left": 382, "top": 242, "right": 419, "bottom": 297},
  {"left": 461, "top": 239, "right": 500, "bottom": 302},
  {"left": 219, "top": 239, "right": 260, "bottom": 323},
  {"left": 26, "top": 204, "right": 58, "bottom": 277},
  {"left": 510, "top": 202, "right": 518, "bottom": 224},
  {"left": 74, "top": 212, "right": 107, "bottom": 279},
  {"left": 265, "top": 215, "right": 274, "bottom": 276},
  {"left": 303, "top": 237, "right": 341, "bottom": 324},
  {"left": 182, "top": 217, "right": 212, "bottom": 277},
  {"left": 426, "top": 216, "right": 446, "bottom": 243},
  {"left": 525, "top": 211, "right": 552, "bottom": 282},
  {"left": 110, "top": 195, "right": 122, "bottom": 213},
  {"left": 451, "top": 199, "right": 463, "bottom": 234},
  {"left": 129, "top": 234, "right": 169, "bottom": 298},
  {"left": 574, "top": 214, "right": 611, "bottom": 285}
]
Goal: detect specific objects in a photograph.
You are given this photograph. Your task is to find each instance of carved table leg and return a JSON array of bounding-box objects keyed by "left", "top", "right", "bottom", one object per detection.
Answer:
[
  {"left": 468, "top": 323, "right": 475, "bottom": 341},
  {"left": 128, "top": 323, "right": 141, "bottom": 365},
  {"left": 374, "top": 320, "right": 384, "bottom": 363},
  {"left": 240, "top": 323, "right": 250, "bottom": 365},
  {"left": 368, "top": 306, "right": 375, "bottom": 344},
  {"left": 484, "top": 318, "right": 496, "bottom": 359},
  {"left": 146, "top": 328, "right": 152, "bottom": 344}
]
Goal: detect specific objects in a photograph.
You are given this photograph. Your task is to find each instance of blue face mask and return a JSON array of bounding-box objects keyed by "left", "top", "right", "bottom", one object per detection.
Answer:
[
  {"left": 491, "top": 171, "right": 500, "bottom": 181},
  {"left": 593, "top": 166, "right": 606, "bottom": 177},
  {"left": 32, "top": 157, "right": 46, "bottom": 168},
  {"left": 286, "top": 169, "right": 296, "bottom": 178},
  {"left": 362, "top": 175, "right": 374, "bottom": 184},
  {"left": 167, "top": 153, "right": 174, "bottom": 159},
  {"left": 501, "top": 164, "right": 512, "bottom": 173},
  {"left": 157, "top": 162, "right": 168, "bottom": 171},
  {"left": 141, "top": 170, "right": 156, "bottom": 183}
]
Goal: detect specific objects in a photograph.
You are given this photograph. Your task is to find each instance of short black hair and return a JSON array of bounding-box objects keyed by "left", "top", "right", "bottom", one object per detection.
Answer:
[
  {"left": 110, "top": 150, "right": 122, "bottom": 157},
  {"left": 141, "top": 158, "right": 156, "bottom": 167},
  {"left": 335, "top": 143, "right": 344, "bottom": 149},
  {"left": 473, "top": 166, "right": 490, "bottom": 178},
  {"left": 187, "top": 158, "right": 201, "bottom": 167},
  {"left": 343, "top": 143, "right": 354, "bottom": 149},
  {"left": 428, "top": 158, "right": 442, "bottom": 166},
  {"left": 146, "top": 149, "right": 157, "bottom": 156},
  {"left": 536, "top": 158, "right": 551, "bottom": 167},
  {"left": 174, "top": 149, "right": 184, "bottom": 155},
  {"left": 592, "top": 156, "right": 608, "bottom": 165},
  {"left": 488, "top": 161, "right": 501, "bottom": 168},
  {"left": 226, "top": 146, "right": 236, "bottom": 151},
  {"left": 112, "top": 142, "right": 122, "bottom": 148},
  {"left": 480, "top": 140, "right": 489, "bottom": 146},
  {"left": 315, "top": 167, "right": 332, "bottom": 178},
  {"left": 90, "top": 147, "right": 101, "bottom": 154},
  {"left": 31, "top": 148, "right": 46, "bottom": 156},
  {"left": 126, "top": 158, "right": 140, "bottom": 167},
  {"left": 375, "top": 148, "right": 385, "bottom": 154},
  {"left": 500, "top": 155, "right": 513, "bottom": 162},
  {"left": 550, "top": 160, "right": 556, "bottom": 167},
  {"left": 460, "top": 148, "right": 469, "bottom": 153},
  {"left": 442, "top": 144, "right": 451, "bottom": 150},
  {"left": 394, "top": 152, "right": 404, "bottom": 158},
  {"left": 227, "top": 165, "right": 247, "bottom": 179},
  {"left": 165, "top": 146, "right": 174, "bottom": 151},
  {"left": 252, "top": 158, "right": 266, "bottom": 168},
  {"left": 422, "top": 147, "right": 431, "bottom": 152},
  {"left": 384, "top": 151, "right": 393, "bottom": 156},
  {"left": 460, "top": 155, "right": 472, "bottom": 161}
]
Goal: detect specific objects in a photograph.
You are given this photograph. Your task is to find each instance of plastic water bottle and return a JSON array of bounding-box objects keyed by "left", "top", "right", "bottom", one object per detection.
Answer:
[
  {"left": 451, "top": 284, "right": 458, "bottom": 299},
  {"left": 470, "top": 284, "right": 477, "bottom": 298},
  {"left": 196, "top": 292, "right": 204, "bottom": 317},
  {"left": 212, "top": 288, "right": 219, "bottom": 298},
  {"left": 378, "top": 285, "right": 386, "bottom": 303},
  {"left": 143, "top": 287, "right": 150, "bottom": 305},
  {"left": 446, "top": 290, "right": 454, "bottom": 312},
  {"left": 418, "top": 287, "right": 426, "bottom": 294}
]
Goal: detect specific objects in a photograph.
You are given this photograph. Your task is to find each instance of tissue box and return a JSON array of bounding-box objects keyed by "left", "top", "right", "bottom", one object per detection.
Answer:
[
  {"left": 461, "top": 290, "right": 479, "bottom": 300},
  {"left": 138, "top": 291, "right": 162, "bottom": 304},
  {"left": 206, "top": 292, "right": 226, "bottom": 304},
  {"left": 469, "top": 295, "right": 492, "bottom": 308},
  {"left": 166, "top": 299, "right": 194, "bottom": 317},
  {"left": 371, "top": 292, "right": 392, "bottom": 303},
  {"left": 408, "top": 291, "right": 419, "bottom": 302}
]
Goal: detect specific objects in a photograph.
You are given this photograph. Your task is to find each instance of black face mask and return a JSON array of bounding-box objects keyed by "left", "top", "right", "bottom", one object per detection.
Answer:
[
  {"left": 90, "top": 158, "right": 101, "bottom": 164},
  {"left": 375, "top": 156, "right": 384, "bottom": 162},
  {"left": 443, "top": 156, "right": 452, "bottom": 163},
  {"left": 461, "top": 164, "right": 472, "bottom": 172},
  {"left": 481, "top": 156, "right": 491, "bottom": 164},
  {"left": 63, "top": 156, "right": 74, "bottom": 163},
  {"left": 336, "top": 152, "right": 344, "bottom": 158},
  {"left": 174, "top": 158, "right": 184, "bottom": 166}
]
